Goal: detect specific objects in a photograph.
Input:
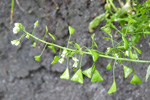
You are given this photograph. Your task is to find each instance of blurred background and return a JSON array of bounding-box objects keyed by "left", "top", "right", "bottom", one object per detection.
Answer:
[{"left": 0, "top": 0, "right": 150, "bottom": 100}]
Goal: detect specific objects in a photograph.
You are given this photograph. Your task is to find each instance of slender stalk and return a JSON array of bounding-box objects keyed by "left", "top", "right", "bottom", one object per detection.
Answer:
[
  {"left": 67, "top": 35, "right": 71, "bottom": 48},
  {"left": 40, "top": 44, "right": 47, "bottom": 56},
  {"left": 113, "top": 60, "right": 117, "bottom": 81},
  {"left": 23, "top": 30, "right": 150, "bottom": 63},
  {"left": 10, "top": 0, "right": 14, "bottom": 24}
]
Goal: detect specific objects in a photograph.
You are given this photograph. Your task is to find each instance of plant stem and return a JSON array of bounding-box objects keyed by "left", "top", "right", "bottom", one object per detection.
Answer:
[
  {"left": 40, "top": 44, "right": 47, "bottom": 56},
  {"left": 67, "top": 35, "right": 71, "bottom": 48},
  {"left": 23, "top": 30, "right": 150, "bottom": 63},
  {"left": 113, "top": 60, "right": 117, "bottom": 81}
]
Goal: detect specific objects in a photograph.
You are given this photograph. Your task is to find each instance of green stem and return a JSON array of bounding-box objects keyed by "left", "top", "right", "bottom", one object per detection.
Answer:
[
  {"left": 40, "top": 44, "right": 47, "bottom": 56},
  {"left": 67, "top": 56, "right": 69, "bottom": 68},
  {"left": 67, "top": 35, "right": 71, "bottom": 48},
  {"left": 23, "top": 30, "right": 150, "bottom": 63},
  {"left": 79, "top": 55, "right": 83, "bottom": 69},
  {"left": 109, "top": 0, "right": 117, "bottom": 12},
  {"left": 131, "top": 62, "right": 135, "bottom": 74},
  {"left": 113, "top": 60, "right": 117, "bottom": 81},
  {"left": 32, "top": 28, "right": 36, "bottom": 43}
]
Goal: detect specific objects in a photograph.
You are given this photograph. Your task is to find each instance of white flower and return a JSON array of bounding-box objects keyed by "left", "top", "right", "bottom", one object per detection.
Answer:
[
  {"left": 61, "top": 50, "right": 67, "bottom": 58},
  {"left": 115, "top": 53, "right": 119, "bottom": 58},
  {"left": 13, "top": 23, "right": 21, "bottom": 34},
  {"left": 72, "top": 57, "right": 79, "bottom": 62},
  {"left": 26, "top": 35, "right": 30, "bottom": 39},
  {"left": 149, "top": 23, "right": 150, "bottom": 27},
  {"left": 11, "top": 40, "right": 20, "bottom": 46},
  {"left": 73, "top": 61, "right": 78, "bottom": 68},
  {"left": 34, "top": 20, "right": 38, "bottom": 28},
  {"left": 58, "top": 58, "right": 65, "bottom": 64},
  {"left": 72, "top": 57, "right": 79, "bottom": 68},
  {"left": 125, "top": 50, "right": 129, "bottom": 56}
]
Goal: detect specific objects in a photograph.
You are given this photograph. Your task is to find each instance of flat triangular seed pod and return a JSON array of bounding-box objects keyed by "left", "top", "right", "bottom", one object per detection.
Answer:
[
  {"left": 108, "top": 81, "right": 117, "bottom": 94},
  {"left": 60, "top": 67, "right": 70, "bottom": 80},
  {"left": 130, "top": 74, "right": 142, "bottom": 84},
  {"left": 91, "top": 69, "right": 104, "bottom": 82},
  {"left": 71, "top": 69, "right": 84, "bottom": 84},
  {"left": 123, "top": 65, "right": 133, "bottom": 78},
  {"left": 82, "top": 67, "right": 92, "bottom": 78}
]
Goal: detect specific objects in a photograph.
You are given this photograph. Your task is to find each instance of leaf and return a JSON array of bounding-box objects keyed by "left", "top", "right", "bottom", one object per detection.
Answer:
[
  {"left": 71, "top": 69, "right": 84, "bottom": 84},
  {"left": 89, "top": 13, "right": 106, "bottom": 32},
  {"left": 91, "top": 33, "right": 95, "bottom": 40},
  {"left": 104, "top": 37, "right": 110, "bottom": 39},
  {"left": 91, "top": 69, "right": 104, "bottom": 82},
  {"left": 106, "top": 62, "right": 112, "bottom": 70},
  {"left": 34, "top": 55, "right": 41, "bottom": 62},
  {"left": 82, "top": 67, "right": 92, "bottom": 78},
  {"left": 123, "top": 65, "right": 133, "bottom": 78},
  {"left": 68, "top": 26, "right": 75, "bottom": 35},
  {"left": 48, "top": 32, "right": 56, "bottom": 41},
  {"left": 74, "top": 43, "right": 80, "bottom": 49},
  {"left": 101, "top": 25, "right": 111, "bottom": 36},
  {"left": 88, "top": 49, "right": 99, "bottom": 62},
  {"left": 45, "top": 25, "right": 48, "bottom": 33},
  {"left": 51, "top": 56, "right": 60, "bottom": 65},
  {"left": 130, "top": 74, "right": 142, "bottom": 84},
  {"left": 108, "top": 81, "right": 117, "bottom": 94},
  {"left": 122, "top": 36, "right": 129, "bottom": 49},
  {"left": 129, "top": 49, "right": 135, "bottom": 59},
  {"left": 145, "top": 65, "right": 150, "bottom": 82},
  {"left": 60, "top": 67, "right": 70, "bottom": 80},
  {"left": 48, "top": 46, "right": 56, "bottom": 53},
  {"left": 134, "top": 47, "right": 142, "bottom": 54},
  {"left": 94, "top": 42, "right": 98, "bottom": 48}
]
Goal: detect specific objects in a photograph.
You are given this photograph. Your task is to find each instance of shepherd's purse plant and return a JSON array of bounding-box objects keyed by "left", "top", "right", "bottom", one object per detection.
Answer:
[{"left": 11, "top": 0, "right": 150, "bottom": 94}]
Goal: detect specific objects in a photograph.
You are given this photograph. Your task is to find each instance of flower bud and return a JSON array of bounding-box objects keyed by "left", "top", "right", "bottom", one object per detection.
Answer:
[{"left": 105, "top": 3, "right": 111, "bottom": 11}]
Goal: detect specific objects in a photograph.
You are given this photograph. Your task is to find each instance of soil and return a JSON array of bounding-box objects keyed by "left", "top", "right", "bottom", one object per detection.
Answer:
[{"left": 0, "top": 0, "right": 150, "bottom": 100}]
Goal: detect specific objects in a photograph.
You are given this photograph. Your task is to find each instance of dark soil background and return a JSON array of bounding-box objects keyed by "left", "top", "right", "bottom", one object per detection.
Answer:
[{"left": 0, "top": 0, "right": 150, "bottom": 100}]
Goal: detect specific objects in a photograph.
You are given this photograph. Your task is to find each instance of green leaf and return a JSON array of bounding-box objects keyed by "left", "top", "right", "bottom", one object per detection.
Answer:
[
  {"left": 94, "top": 42, "right": 98, "bottom": 48},
  {"left": 68, "top": 26, "right": 75, "bottom": 35},
  {"left": 45, "top": 25, "right": 48, "bottom": 33},
  {"left": 130, "top": 74, "right": 142, "bottom": 84},
  {"left": 48, "top": 32, "right": 56, "bottom": 41},
  {"left": 104, "top": 37, "right": 110, "bottom": 39},
  {"left": 74, "top": 43, "right": 80, "bottom": 49},
  {"left": 89, "top": 13, "right": 107, "bottom": 32},
  {"left": 122, "top": 36, "right": 129, "bottom": 49},
  {"left": 91, "top": 33, "right": 95, "bottom": 40},
  {"left": 129, "top": 49, "right": 135, "bottom": 59},
  {"left": 88, "top": 49, "right": 99, "bottom": 62},
  {"left": 48, "top": 46, "right": 56, "bottom": 53},
  {"left": 51, "top": 56, "right": 60, "bottom": 65},
  {"left": 91, "top": 69, "right": 104, "bottom": 82},
  {"left": 101, "top": 25, "right": 112, "bottom": 36},
  {"left": 134, "top": 47, "right": 142, "bottom": 54},
  {"left": 145, "top": 65, "right": 150, "bottom": 82},
  {"left": 82, "top": 67, "right": 92, "bottom": 78},
  {"left": 60, "top": 67, "right": 70, "bottom": 80},
  {"left": 108, "top": 81, "right": 117, "bottom": 94},
  {"left": 106, "top": 62, "right": 112, "bottom": 70},
  {"left": 71, "top": 69, "right": 84, "bottom": 84},
  {"left": 34, "top": 55, "right": 41, "bottom": 62},
  {"left": 123, "top": 65, "right": 133, "bottom": 78}
]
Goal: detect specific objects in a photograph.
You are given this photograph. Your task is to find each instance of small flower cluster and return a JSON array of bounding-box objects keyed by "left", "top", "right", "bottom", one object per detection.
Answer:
[
  {"left": 72, "top": 57, "right": 79, "bottom": 68},
  {"left": 11, "top": 40, "right": 20, "bottom": 46},
  {"left": 13, "top": 23, "right": 24, "bottom": 34},
  {"left": 58, "top": 50, "right": 67, "bottom": 64},
  {"left": 58, "top": 50, "right": 79, "bottom": 68}
]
